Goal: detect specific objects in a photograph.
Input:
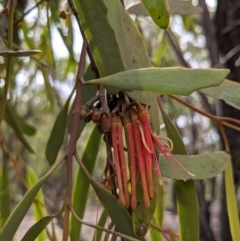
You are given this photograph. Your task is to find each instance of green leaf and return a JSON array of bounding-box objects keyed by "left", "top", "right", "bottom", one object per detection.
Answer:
[
  {"left": 75, "top": 155, "right": 137, "bottom": 239},
  {"left": 70, "top": 126, "right": 102, "bottom": 241},
  {"left": 0, "top": 159, "right": 63, "bottom": 241},
  {"left": 74, "top": 0, "right": 125, "bottom": 77},
  {"left": 160, "top": 152, "right": 230, "bottom": 179},
  {"left": 4, "top": 102, "right": 36, "bottom": 136},
  {"left": 200, "top": 79, "right": 240, "bottom": 110},
  {"left": 132, "top": 177, "right": 157, "bottom": 238},
  {"left": 0, "top": 159, "right": 10, "bottom": 229},
  {"left": 127, "top": 1, "right": 202, "bottom": 17},
  {"left": 142, "top": 0, "right": 170, "bottom": 29},
  {"left": 85, "top": 67, "right": 229, "bottom": 96},
  {"left": 4, "top": 101, "right": 34, "bottom": 153},
  {"left": 26, "top": 167, "right": 47, "bottom": 241},
  {"left": 40, "top": 68, "right": 55, "bottom": 111},
  {"left": 21, "top": 211, "right": 62, "bottom": 241},
  {"left": 159, "top": 101, "right": 199, "bottom": 241},
  {"left": 225, "top": 163, "right": 240, "bottom": 241},
  {"left": 92, "top": 210, "right": 108, "bottom": 241},
  {"left": 150, "top": 185, "right": 164, "bottom": 241},
  {"left": 46, "top": 89, "right": 74, "bottom": 165},
  {"left": 0, "top": 38, "right": 41, "bottom": 57}
]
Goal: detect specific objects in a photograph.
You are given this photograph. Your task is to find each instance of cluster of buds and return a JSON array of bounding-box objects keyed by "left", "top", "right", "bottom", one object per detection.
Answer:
[{"left": 84, "top": 100, "right": 194, "bottom": 210}]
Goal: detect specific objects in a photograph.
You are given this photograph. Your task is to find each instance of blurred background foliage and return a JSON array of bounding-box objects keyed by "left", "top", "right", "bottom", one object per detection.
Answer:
[{"left": 0, "top": 0, "right": 239, "bottom": 240}]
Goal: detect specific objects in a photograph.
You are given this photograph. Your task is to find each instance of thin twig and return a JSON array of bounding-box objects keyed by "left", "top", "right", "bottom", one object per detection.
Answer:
[
  {"left": 99, "top": 85, "right": 110, "bottom": 116},
  {"left": 170, "top": 95, "right": 240, "bottom": 132},
  {"left": 14, "top": 0, "right": 46, "bottom": 26},
  {"left": 62, "top": 40, "right": 88, "bottom": 241},
  {"left": 150, "top": 223, "right": 180, "bottom": 240}
]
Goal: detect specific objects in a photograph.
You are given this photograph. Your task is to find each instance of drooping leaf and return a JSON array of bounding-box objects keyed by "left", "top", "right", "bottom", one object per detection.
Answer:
[
  {"left": 0, "top": 159, "right": 63, "bottom": 241},
  {"left": 225, "top": 163, "right": 240, "bottom": 241},
  {"left": 159, "top": 100, "right": 199, "bottom": 241},
  {"left": 26, "top": 167, "right": 47, "bottom": 241},
  {"left": 4, "top": 100, "right": 34, "bottom": 153},
  {"left": 40, "top": 67, "right": 55, "bottom": 111},
  {"left": 21, "top": 211, "right": 62, "bottom": 241},
  {"left": 0, "top": 38, "right": 41, "bottom": 57},
  {"left": 160, "top": 152, "right": 230, "bottom": 179},
  {"left": 200, "top": 79, "right": 240, "bottom": 110},
  {"left": 75, "top": 155, "right": 137, "bottom": 239},
  {"left": 0, "top": 159, "right": 10, "bottom": 229},
  {"left": 4, "top": 101, "right": 36, "bottom": 136},
  {"left": 127, "top": 1, "right": 202, "bottom": 17},
  {"left": 142, "top": 0, "right": 170, "bottom": 29},
  {"left": 46, "top": 88, "right": 74, "bottom": 165},
  {"left": 85, "top": 67, "right": 229, "bottom": 96},
  {"left": 70, "top": 126, "right": 102, "bottom": 241}
]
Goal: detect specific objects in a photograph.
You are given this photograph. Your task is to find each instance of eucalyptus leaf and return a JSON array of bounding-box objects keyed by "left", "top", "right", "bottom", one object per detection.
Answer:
[
  {"left": 85, "top": 67, "right": 229, "bottom": 96},
  {"left": 0, "top": 159, "right": 63, "bottom": 241},
  {"left": 26, "top": 167, "right": 47, "bottom": 241},
  {"left": 200, "top": 79, "right": 240, "bottom": 110},
  {"left": 127, "top": 1, "right": 202, "bottom": 17},
  {"left": 0, "top": 159, "right": 10, "bottom": 229},
  {"left": 225, "top": 163, "right": 240, "bottom": 241},
  {"left": 159, "top": 100, "right": 199, "bottom": 241},
  {"left": 76, "top": 155, "right": 137, "bottom": 239},
  {"left": 4, "top": 101, "right": 36, "bottom": 136},
  {"left": 142, "top": 0, "right": 170, "bottom": 29},
  {"left": 21, "top": 214, "right": 58, "bottom": 241},
  {"left": 4, "top": 100, "right": 34, "bottom": 153},
  {"left": 46, "top": 88, "right": 74, "bottom": 165},
  {"left": 0, "top": 38, "right": 41, "bottom": 57},
  {"left": 160, "top": 152, "right": 230, "bottom": 180}
]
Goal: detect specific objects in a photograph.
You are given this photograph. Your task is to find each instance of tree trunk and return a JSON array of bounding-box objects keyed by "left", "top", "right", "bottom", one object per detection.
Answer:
[{"left": 215, "top": 1, "right": 240, "bottom": 241}]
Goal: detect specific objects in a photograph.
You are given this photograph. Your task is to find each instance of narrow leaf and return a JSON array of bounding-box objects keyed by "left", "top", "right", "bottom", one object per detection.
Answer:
[
  {"left": 26, "top": 167, "right": 47, "bottom": 241},
  {"left": 0, "top": 159, "right": 10, "bottom": 229},
  {"left": 74, "top": 0, "right": 125, "bottom": 77},
  {"left": 160, "top": 152, "right": 230, "bottom": 180},
  {"left": 225, "top": 163, "right": 240, "bottom": 241},
  {"left": 4, "top": 101, "right": 36, "bottom": 136},
  {"left": 200, "top": 79, "right": 240, "bottom": 110},
  {"left": 127, "top": 1, "right": 202, "bottom": 16},
  {"left": 75, "top": 154, "right": 137, "bottom": 239},
  {"left": 4, "top": 101, "right": 34, "bottom": 153},
  {"left": 142, "top": 0, "right": 170, "bottom": 29},
  {"left": 0, "top": 158, "right": 63, "bottom": 241},
  {"left": 70, "top": 126, "right": 102, "bottom": 241},
  {"left": 85, "top": 67, "right": 229, "bottom": 96},
  {"left": 159, "top": 100, "right": 199, "bottom": 241},
  {"left": 46, "top": 89, "right": 74, "bottom": 165},
  {"left": 21, "top": 211, "right": 62, "bottom": 241},
  {"left": 0, "top": 38, "right": 41, "bottom": 57}
]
